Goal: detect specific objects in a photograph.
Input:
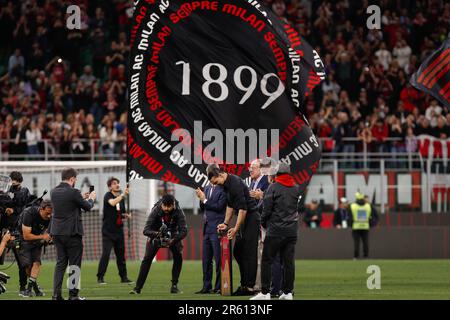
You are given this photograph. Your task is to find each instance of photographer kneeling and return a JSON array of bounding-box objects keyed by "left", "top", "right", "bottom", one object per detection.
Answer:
[
  {"left": 130, "top": 195, "right": 187, "bottom": 295},
  {"left": 18, "top": 199, "right": 53, "bottom": 297}
]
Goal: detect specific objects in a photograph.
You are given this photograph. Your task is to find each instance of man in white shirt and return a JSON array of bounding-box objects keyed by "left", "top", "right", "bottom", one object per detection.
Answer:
[
  {"left": 375, "top": 42, "right": 392, "bottom": 71},
  {"left": 425, "top": 100, "right": 443, "bottom": 126},
  {"left": 393, "top": 39, "right": 412, "bottom": 69}
]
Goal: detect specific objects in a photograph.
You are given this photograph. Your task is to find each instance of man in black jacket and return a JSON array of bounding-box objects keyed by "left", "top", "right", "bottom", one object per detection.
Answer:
[
  {"left": 130, "top": 194, "right": 187, "bottom": 294},
  {"left": 97, "top": 177, "right": 132, "bottom": 285},
  {"left": 207, "top": 164, "right": 260, "bottom": 296},
  {"left": 251, "top": 163, "right": 301, "bottom": 300},
  {"left": 258, "top": 158, "right": 283, "bottom": 297},
  {"left": 50, "top": 167, "right": 96, "bottom": 300},
  {"left": 4, "top": 171, "right": 32, "bottom": 296}
]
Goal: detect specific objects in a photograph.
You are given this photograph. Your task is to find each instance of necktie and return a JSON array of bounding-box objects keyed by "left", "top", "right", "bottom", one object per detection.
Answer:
[
  {"left": 250, "top": 180, "right": 256, "bottom": 191},
  {"left": 208, "top": 185, "right": 214, "bottom": 199},
  {"left": 341, "top": 209, "right": 348, "bottom": 221}
]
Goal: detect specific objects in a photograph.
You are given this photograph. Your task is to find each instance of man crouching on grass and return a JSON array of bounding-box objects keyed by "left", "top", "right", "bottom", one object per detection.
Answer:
[
  {"left": 251, "top": 163, "right": 301, "bottom": 300},
  {"left": 130, "top": 194, "right": 187, "bottom": 295}
]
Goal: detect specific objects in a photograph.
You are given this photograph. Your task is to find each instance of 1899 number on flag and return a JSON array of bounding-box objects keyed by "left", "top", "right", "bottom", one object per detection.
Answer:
[{"left": 175, "top": 61, "right": 285, "bottom": 109}]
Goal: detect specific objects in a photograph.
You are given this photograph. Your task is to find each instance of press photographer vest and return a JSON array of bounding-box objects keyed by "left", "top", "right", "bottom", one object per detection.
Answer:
[{"left": 350, "top": 203, "right": 372, "bottom": 230}]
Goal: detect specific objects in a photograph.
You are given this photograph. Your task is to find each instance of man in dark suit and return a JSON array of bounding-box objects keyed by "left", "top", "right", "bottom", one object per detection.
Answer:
[
  {"left": 97, "top": 177, "right": 132, "bottom": 285},
  {"left": 333, "top": 197, "right": 351, "bottom": 229},
  {"left": 248, "top": 159, "right": 270, "bottom": 293},
  {"left": 195, "top": 184, "right": 226, "bottom": 294},
  {"left": 49, "top": 167, "right": 96, "bottom": 300},
  {"left": 248, "top": 159, "right": 270, "bottom": 204}
]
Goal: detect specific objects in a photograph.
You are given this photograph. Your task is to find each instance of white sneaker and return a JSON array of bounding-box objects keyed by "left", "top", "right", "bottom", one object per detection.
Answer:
[
  {"left": 250, "top": 292, "right": 271, "bottom": 300},
  {"left": 279, "top": 293, "right": 293, "bottom": 300}
]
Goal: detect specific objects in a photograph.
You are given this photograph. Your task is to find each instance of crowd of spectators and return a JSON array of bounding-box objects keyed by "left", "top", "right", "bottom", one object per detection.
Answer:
[
  {"left": 266, "top": 0, "right": 449, "bottom": 160},
  {"left": 0, "top": 0, "right": 132, "bottom": 159},
  {"left": 0, "top": 0, "right": 449, "bottom": 161}
]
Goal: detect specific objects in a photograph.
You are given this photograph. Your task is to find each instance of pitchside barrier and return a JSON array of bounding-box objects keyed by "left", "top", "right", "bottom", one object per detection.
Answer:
[
  {"left": 2, "top": 211, "right": 448, "bottom": 261},
  {"left": 0, "top": 161, "right": 449, "bottom": 262}
]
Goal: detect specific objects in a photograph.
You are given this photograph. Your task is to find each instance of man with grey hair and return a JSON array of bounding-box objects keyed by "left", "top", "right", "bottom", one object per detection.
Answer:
[
  {"left": 251, "top": 162, "right": 301, "bottom": 300},
  {"left": 260, "top": 157, "right": 278, "bottom": 183},
  {"left": 248, "top": 159, "right": 269, "bottom": 206}
]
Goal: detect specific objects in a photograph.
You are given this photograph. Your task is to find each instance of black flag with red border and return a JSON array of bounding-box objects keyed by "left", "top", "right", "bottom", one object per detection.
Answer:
[{"left": 127, "top": 0, "right": 325, "bottom": 191}]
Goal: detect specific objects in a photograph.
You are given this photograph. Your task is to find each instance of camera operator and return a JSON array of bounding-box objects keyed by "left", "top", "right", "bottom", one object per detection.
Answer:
[
  {"left": 130, "top": 195, "right": 187, "bottom": 295},
  {"left": 3, "top": 171, "right": 32, "bottom": 296},
  {"left": 97, "top": 177, "right": 132, "bottom": 284},
  {"left": 18, "top": 199, "right": 53, "bottom": 297}
]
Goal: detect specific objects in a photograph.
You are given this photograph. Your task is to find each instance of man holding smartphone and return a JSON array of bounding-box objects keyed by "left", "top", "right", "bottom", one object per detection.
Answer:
[
  {"left": 50, "top": 167, "right": 96, "bottom": 300},
  {"left": 97, "top": 177, "right": 132, "bottom": 284}
]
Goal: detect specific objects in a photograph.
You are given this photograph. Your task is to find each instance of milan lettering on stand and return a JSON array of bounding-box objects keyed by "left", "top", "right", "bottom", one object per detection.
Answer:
[
  {"left": 127, "top": 0, "right": 325, "bottom": 189},
  {"left": 417, "top": 134, "right": 450, "bottom": 164}
]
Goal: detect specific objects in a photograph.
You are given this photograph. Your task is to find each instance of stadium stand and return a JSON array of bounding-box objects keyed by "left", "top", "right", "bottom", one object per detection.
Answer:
[{"left": 0, "top": 0, "right": 448, "bottom": 162}]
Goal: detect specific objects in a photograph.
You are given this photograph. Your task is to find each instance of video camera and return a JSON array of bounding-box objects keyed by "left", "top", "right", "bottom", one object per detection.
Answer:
[
  {"left": 3, "top": 229, "right": 21, "bottom": 251},
  {"left": 39, "top": 237, "right": 54, "bottom": 255},
  {"left": 0, "top": 271, "right": 10, "bottom": 295},
  {"left": 0, "top": 229, "right": 21, "bottom": 265},
  {"left": 25, "top": 189, "right": 48, "bottom": 209},
  {"left": 0, "top": 229, "right": 20, "bottom": 265},
  {"left": 153, "top": 222, "right": 172, "bottom": 248}
]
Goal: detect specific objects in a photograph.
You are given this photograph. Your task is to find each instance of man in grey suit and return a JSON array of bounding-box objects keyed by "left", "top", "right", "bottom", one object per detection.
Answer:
[{"left": 50, "top": 168, "right": 96, "bottom": 300}]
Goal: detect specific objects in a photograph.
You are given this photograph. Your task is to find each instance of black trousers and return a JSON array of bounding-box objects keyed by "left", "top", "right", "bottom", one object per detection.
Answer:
[
  {"left": 202, "top": 233, "right": 221, "bottom": 291},
  {"left": 97, "top": 233, "right": 127, "bottom": 280},
  {"left": 271, "top": 253, "right": 283, "bottom": 295},
  {"left": 52, "top": 235, "right": 83, "bottom": 297},
  {"left": 135, "top": 239, "right": 183, "bottom": 290},
  {"left": 234, "top": 212, "right": 260, "bottom": 288},
  {"left": 261, "top": 236, "right": 296, "bottom": 295},
  {"left": 352, "top": 230, "right": 369, "bottom": 258},
  {"left": 12, "top": 247, "right": 28, "bottom": 289}
]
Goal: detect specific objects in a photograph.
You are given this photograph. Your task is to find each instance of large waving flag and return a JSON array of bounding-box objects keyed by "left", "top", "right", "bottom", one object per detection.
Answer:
[
  {"left": 410, "top": 35, "right": 450, "bottom": 107},
  {"left": 127, "top": 0, "right": 325, "bottom": 192}
]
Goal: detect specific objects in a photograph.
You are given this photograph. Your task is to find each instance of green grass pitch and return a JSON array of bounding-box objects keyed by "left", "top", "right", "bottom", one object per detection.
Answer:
[{"left": 1, "top": 260, "right": 449, "bottom": 300}]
